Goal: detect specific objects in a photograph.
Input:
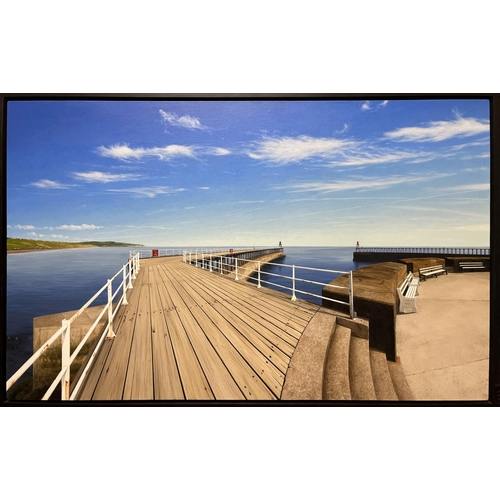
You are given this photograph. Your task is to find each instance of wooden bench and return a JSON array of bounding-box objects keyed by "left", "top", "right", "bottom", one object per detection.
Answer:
[
  {"left": 418, "top": 265, "right": 448, "bottom": 281},
  {"left": 459, "top": 261, "right": 486, "bottom": 272},
  {"left": 397, "top": 272, "right": 419, "bottom": 314}
]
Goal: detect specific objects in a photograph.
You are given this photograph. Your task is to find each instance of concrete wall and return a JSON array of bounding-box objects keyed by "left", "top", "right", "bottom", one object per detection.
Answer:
[
  {"left": 322, "top": 262, "right": 408, "bottom": 362},
  {"left": 32, "top": 304, "right": 108, "bottom": 388}
]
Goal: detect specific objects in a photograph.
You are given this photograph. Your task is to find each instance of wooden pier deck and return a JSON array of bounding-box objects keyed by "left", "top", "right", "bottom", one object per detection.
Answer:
[{"left": 76, "top": 256, "right": 320, "bottom": 401}]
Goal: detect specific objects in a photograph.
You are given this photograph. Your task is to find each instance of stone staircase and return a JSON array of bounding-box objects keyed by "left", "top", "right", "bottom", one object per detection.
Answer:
[{"left": 281, "top": 309, "right": 413, "bottom": 401}]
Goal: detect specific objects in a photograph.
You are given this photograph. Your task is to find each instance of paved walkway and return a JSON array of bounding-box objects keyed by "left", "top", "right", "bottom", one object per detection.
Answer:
[{"left": 396, "top": 271, "right": 490, "bottom": 400}]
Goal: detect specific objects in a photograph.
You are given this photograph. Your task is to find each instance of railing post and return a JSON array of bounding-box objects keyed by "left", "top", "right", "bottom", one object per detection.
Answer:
[
  {"left": 235, "top": 258, "right": 239, "bottom": 281},
  {"left": 291, "top": 265, "right": 297, "bottom": 301},
  {"left": 196, "top": 251, "right": 198, "bottom": 267},
  {"left": 128, "top": 259, "right": 134, "bottom": 289},
  {"left": 257, "top": 261, "right": 261, "bottom": 288},
  {"left": 210, "top": 253, "right": 213, "bottom": 272},
  {"left": 106, "top": 279, "right": 115, "bottom": 339},
  {"left": 348, "top": 271, "right": 355, "bottom": 319},
  {"left": 61, "top": 319, "right": 70, "bottom": 401},
  {"left": 122, "top": 264, "right": 128, "bottom": 305}
]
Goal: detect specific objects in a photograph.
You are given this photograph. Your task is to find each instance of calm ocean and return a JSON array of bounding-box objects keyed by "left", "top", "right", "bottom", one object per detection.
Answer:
[{"left": 5, "top": 246, "right": 374, "bottom": 378}]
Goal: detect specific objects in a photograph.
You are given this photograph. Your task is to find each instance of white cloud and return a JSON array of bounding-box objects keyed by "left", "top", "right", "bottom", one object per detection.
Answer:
[
  {"left": 286, "top": 173, "right": 450, "bottom": 193},
  {"left": 384, "top": 116, "right": 489, "bottom": 142},
  {"left": 96, "top": 143, "right": 230, "bottom": 162},
  {"left": 361, "top": 100, "right": 388, "bottom": 112},
  {"left": 30, "top": 179, "right": 71, "bottom": 189},
  {"left": 72, "top": 171, "right": 142, "bottom": 183},
  {"left": 328, "top": 149, "right": 436, "bottom": 167},
  {"left": 159, "top": 110, "right": 206, "bottom": 130},
  {"left": 204, "top": 147, "right": 231, "bottom": 156},
  {"left": 246, "top": 134, "right": 438, "bottom": 168},
  {"left": 106, "top": 186, "right": 186, "bottom": 198},
  {"left": 96, "top": 143, "right": 197, "bottom": 162},
  {"left": 439, "top": 183, "right": 490, "bottom": 192},
  {"left": 462, "top": 166, "right": 489, "bottom": 172},
  {"left": 247, "top": 135, "right": 357, "bottom": 164},
  {"left": 10, "top": 224, "right": 35, "bottom": 229},
  {"left": 56, "top": 224, "right": 103, "bottom": 230}
]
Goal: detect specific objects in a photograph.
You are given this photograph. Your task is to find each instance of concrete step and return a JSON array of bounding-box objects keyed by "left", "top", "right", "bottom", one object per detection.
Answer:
[
  {"left": 370, "top": 349, "right": 398, "bottom": 400},
  {"left": 387, "top": 358, "right": 414, "bottom": 400},
  {"left": 349, "top": 336, "right": 377, "bottom": 400},
  {"left": 323, "top": 324, "right": 352, "bottom": 400},
  {"left": 281, "top": 311, "right": 337, "bottom": 400}
]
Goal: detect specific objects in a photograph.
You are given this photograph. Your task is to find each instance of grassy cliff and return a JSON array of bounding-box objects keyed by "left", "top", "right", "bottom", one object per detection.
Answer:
[{"left": 7, "top": 238, "right": 142, "bottom": 251}]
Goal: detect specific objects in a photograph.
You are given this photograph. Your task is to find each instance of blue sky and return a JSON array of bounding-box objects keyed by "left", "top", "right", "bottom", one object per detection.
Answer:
[{"left": 6, "top": 98, "right": 490, "bottom": 247}]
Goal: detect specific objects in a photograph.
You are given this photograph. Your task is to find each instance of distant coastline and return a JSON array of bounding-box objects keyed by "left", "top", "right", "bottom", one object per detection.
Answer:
[{"left": 7, "top": 238, "right": 143, "bottom": 254}]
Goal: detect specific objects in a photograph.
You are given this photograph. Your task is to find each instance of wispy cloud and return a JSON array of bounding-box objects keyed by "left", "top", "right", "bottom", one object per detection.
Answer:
[
  {"left": 106, "top": 186, "right": 186, "bottom": 198},
  {"left": 30, "top": 179, "right": 72, "bottom": 189},
  {"left": 247, "top": 135, "right": 357, "bottom": 164},
  {"left": 384, "top": 116, "right": 489, "bottom": 142},
  {"left": 438, "top": 183, "right": 490, "bottom": 192},
  {"left": 8, "top": 224, "right": 36, "bottom": 229},
  {"left": 361, "top": 100, "right": 388, "bottom": 112},
  {"left": 72, "top": 171, "right": 142, "bottom": 183},
  {"left": 56, "top": 224, "right": 103, "bottom": 230},
  {"left": 159, "top": 110, "right": 206, "bottom": 130},
  {"left": 329, "top": 149, "right": 437, "bottom": 167},
  {"left": 246, "top": 134, "right": 446, "bottom": 168},
  {"left": 462, "top": 166, "right": 489, "bottom": 172},
  {"left": 204, "top": 147, "right": 231, "bottom": 156},
  {"left": 284, "top": 173, "right": 450, "bottom": 193}
]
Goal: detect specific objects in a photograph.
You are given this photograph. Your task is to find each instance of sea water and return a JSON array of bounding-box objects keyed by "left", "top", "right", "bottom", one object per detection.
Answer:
[{"left": 5, "top": 246, "right": 372, "bottom": 378}]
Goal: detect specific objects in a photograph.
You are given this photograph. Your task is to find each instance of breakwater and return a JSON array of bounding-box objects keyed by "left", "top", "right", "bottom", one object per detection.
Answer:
[{"left": 354, "top": 247, "right": 490, "bottom": 263}]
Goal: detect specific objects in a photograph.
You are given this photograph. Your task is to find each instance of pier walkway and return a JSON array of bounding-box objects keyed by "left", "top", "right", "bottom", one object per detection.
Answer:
[{"left": 76, "top": 256, "right": 320, "bottom": 400}]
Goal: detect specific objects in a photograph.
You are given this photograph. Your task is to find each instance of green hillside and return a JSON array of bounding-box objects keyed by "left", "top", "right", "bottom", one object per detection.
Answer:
[{"left": 7, "top": 238, "right": 143, "bottom": 251}]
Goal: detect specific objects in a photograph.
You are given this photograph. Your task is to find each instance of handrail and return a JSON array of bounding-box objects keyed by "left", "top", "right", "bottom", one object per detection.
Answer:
[
  {"left": 133, "top": 247, "right": 283, "bottom": 260},
  {"left": 354, "top": 246, "right": 490, "bottom": 255},
  {"left": 6, "top": 252, "right": 141, "bottom": 401},
  {"left": 186, "top": 251, "right": 355, "bottom": 319}
]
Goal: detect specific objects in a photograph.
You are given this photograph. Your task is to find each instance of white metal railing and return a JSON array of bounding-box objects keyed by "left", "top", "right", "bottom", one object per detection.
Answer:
[
  {"left": 187, "top": 253, "right": 355, "bottom": 319},
  {"left": 6, "top": 252, "right": 141, "bottom": 401},
  {"left": 133, "top": 247, "right": 276, "bottom": 260}
]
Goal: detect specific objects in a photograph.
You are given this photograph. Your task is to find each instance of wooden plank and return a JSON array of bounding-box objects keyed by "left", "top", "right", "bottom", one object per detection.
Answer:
[
  {"left": 166, "top": 264, "right": 306, "bottom": 351},
  {"left": 123, "top": 268, "right": 154, "bottom": 400},
  {"left": 174, "top": 305, "right": 246, "bottom": 400},
  {"left": 164, "top": 308, "right": 214, "bottom": 400},
  {"left": 154, "top": 257, "right": 215, "bottom": 399},
  {"left": 192, "top": 273, "right": 313, "bottom": 348},
  {"left": 179, "top": 273, "right": 296, "bottom": 363},
  {"left": 159, "top": 264, "right": 262, "bottom": 399},
  {"left": 150, "top": 275, "right": 185, "bottom": 400},
  {"left": 194, "top": 299, "right": 285, "bottom": 397},
  {"left": 183, "top": 301, "right": 277, "bottom": 399},
  {"left": 90, "top": 269, "right": 145, "bottom": 400},
  {"left": 191, "top": 270, "right": 311, "bottom": 339},
  {"left": 163, "top": 263, "right": 278, "bottom": 399}
]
